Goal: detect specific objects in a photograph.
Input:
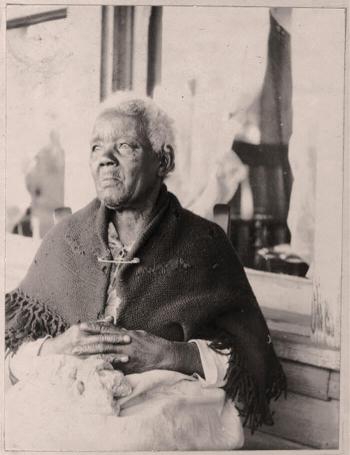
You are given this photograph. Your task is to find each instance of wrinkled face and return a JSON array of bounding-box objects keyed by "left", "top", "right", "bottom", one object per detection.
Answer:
[{"left": 90, "top": 112, "right": 160, "bottom": 209}]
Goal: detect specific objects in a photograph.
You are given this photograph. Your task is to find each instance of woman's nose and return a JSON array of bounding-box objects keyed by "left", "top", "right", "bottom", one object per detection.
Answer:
[{"left": 100, "top": 147, "right": 119, "bottom": 166}]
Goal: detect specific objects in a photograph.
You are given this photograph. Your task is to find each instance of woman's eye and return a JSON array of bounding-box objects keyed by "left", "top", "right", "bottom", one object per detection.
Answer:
[{"left": 118, "top": 143, "right": 134, "bottom": 154}]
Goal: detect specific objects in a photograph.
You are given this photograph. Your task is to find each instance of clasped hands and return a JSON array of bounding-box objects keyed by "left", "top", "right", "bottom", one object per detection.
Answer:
[{"left": 40, "top": 316, "right": 203, "bottom": 376}]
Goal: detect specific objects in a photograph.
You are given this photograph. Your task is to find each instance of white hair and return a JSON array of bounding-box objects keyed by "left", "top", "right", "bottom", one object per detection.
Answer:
[{"left": 95, "top": 91, "right": 176, "bottom": 166}]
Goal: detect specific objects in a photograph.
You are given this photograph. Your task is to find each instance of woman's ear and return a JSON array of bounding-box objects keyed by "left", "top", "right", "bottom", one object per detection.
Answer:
[{"left": 158, "top": 144, "right": 175, "bottom": 178}]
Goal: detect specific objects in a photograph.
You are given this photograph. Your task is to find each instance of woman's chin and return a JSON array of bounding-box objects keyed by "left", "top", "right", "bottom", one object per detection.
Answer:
[
  {"left": 99, "top": 191, "right": 129, "bottom": 210},
  {"left": 102, "top": 198, "right": 123, "bottom": 210}
]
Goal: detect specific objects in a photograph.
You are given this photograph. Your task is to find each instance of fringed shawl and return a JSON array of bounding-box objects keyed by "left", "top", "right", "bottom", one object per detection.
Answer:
[{"left": 5, "top": 187, "right": 286, "bottom": 432}]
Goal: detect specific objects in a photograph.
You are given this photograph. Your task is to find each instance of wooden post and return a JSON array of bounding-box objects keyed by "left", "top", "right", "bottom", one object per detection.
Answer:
[
  {"left": 100, "top": 5, "right": 114, "bottom": 101},
  {"left": 311, "top": 135, "right": 344, "bottom": 349},
  {"left": 147, "top": 6, "right": 162, "bottom": 97},
  {"left": 308, "top": 15, "right": 346, "bottom": 348},
  {"left": 132, "top": 7, "right": 152, "bottom": 95},
  {"left": 100, "top": 6, "right": 134, "bottom": 99},
  {"left": 309, "top": 91, "right": 345, "bottom": 348},
  {"left": 112, "top": 6, "right": 134, "bottom": 92},
  {"left": 289, "top": 9, "right": 346, "bottom": 349}
]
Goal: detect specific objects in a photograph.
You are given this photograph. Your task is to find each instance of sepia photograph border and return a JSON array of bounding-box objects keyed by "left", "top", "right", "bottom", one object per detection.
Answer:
[{"left": 0, "top": 0, "right": 349, "bottom": 453}]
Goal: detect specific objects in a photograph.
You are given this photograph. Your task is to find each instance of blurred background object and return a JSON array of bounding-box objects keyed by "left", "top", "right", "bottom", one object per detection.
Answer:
[
  {"left": 13, "top": 130, "right": 65, "bottom": 238},
  {"left": 156, "top": 7, "right": 303, "bottom": 275},
  {"left": 6, "top": 5, "right": 100, "bottom": 233}
]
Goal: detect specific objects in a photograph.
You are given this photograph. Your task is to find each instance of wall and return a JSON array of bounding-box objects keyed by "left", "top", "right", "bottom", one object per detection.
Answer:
[{"left": 6, "top": 5, "right": 102, "bottom": 234}]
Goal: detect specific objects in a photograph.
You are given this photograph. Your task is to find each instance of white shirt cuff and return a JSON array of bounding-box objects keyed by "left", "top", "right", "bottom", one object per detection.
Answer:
[{"left": 189, "top": 339, "right": 230, "bottom": 388}]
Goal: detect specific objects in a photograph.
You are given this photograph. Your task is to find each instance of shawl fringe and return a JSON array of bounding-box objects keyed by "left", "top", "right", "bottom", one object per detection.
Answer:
[
  {"left": 5, "top": 288, "right": 68, "bottom": 353},
  {"left": 210, "top": 333, "right": 287, "bottom": 433}
]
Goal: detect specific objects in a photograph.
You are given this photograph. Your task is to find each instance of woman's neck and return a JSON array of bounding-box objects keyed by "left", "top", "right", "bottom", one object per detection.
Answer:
[
  {"left": 112, "top": 209, "right": 151, "bottom": 246},
  {"left": 110, "top": 186, "right": 161, "bottom": 246}
]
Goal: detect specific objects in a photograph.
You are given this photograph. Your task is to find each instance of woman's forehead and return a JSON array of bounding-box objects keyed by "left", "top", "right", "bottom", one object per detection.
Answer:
[{"left": 91, "top": 112, "right": 142, "bottom": 140}]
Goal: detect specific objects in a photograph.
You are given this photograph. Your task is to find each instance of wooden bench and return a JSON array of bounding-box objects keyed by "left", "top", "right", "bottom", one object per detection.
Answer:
[
  {"left": 243, "top": 330, "right": 340, "bottom": 449},
  {"left": 213, "top": 204, "right": 341, "bottom": 450}
]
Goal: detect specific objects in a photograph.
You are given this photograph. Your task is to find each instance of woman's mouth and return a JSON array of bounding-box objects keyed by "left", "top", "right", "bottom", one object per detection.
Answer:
[
  {"left": 100, "top": 176, "right": 122, "bottom": 186},
  {"left": 99, "top": 166, "right": 121, "bottom": 180},
  {"left": 99, "top": 172, "right": 123, "bottom": 189}
]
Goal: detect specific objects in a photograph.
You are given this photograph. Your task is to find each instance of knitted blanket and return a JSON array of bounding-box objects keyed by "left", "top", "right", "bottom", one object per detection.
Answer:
[{"left": 5, "top": 186, "right": 286, "bottom": 431}]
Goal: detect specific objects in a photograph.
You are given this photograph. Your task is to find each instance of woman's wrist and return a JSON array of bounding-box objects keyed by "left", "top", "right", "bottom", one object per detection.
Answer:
[{"left": 165, "top": 341, "right": 204, "bottom": 377}]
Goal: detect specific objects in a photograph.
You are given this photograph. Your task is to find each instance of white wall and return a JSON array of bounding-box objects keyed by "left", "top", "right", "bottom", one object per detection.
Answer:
[{"left": 6, "top": 5, "right": 102, "bottom": 226}]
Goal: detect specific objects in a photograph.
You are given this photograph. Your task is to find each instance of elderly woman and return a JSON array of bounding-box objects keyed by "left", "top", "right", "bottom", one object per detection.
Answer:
[{"left": 5, "top": 93, "right": 286, "bottom": 451}]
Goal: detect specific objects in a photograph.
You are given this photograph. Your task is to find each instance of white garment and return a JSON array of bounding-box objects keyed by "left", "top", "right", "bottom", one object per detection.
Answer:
[{"left": 5, "top": 355, "right": 243, "bottom": 451}]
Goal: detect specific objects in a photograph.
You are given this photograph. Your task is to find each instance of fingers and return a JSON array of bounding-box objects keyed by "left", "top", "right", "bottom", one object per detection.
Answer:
[
  {"left": 100, "top": 315, "right": 115, "bottom": 324},
  {"left": 79, "top": 321, "right": 106, "bottom": 333},
  {"left": 79, "top": 321, "right": 123, "bottom": 335},
  {"left": 71, "top": 329, "right": 131, "bottom": 358},
  {"left": 83, "top": 333, "right": 131, "bottom": 345},
  {"left": 72, "top": 343, "right": 129, "bottom": 361}
]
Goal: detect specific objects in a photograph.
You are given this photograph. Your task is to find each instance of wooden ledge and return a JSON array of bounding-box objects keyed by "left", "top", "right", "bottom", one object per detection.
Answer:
[
  {"left": 263, "top": 306, "right": 311, "bottom": 337},
  {"left": 246, "top": 267, "right": 312, "bottom": 316},
  {"left": 272, "top": 329, "right": 340, "bottom": 371}
]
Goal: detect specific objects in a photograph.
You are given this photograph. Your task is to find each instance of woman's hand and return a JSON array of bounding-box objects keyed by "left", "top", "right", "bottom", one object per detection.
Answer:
[
  {"left": 40, "top": 319, "right": 204, "bottom": 376},
  {"left": 112, "top": 330, "right": 204, "bottom": 376},
  {"left": 39, "top": 317, "right": 131, "bottom": 365},
  {"left": 49, "top": 320, "right": 203, "bottom": 376},
  {"left": 71, "top": 324, "right": 175, "bottom": 374}
]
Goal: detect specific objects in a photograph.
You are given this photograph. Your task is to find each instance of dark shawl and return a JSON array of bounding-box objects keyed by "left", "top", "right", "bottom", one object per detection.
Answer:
[{"left": 5, "top": 187, "right": 286, "bottom": 431}]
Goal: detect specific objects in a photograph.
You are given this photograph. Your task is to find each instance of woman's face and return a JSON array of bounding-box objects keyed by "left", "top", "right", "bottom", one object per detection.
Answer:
[{"left": 90, "top": 112, "right": 161, "bottom": 210}]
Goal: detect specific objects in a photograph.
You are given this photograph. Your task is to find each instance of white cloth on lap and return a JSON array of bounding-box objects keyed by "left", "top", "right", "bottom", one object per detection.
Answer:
[
  {"left": 5, "top": 355, "right": 244, "bottom": 451},
  {"left": 5, "top": 219, "right": 237, "bottom": 449}
]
